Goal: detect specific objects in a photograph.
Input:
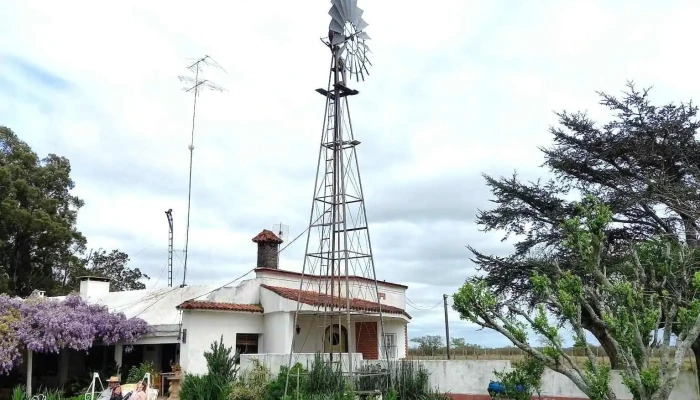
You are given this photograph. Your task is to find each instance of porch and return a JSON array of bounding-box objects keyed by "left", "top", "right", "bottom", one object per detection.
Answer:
[
  {"left": 0, "top": 342, "right": 179, "bottom": 395},
  {"left": 292, "top": 313, "right": 407, "bottom": 360}
]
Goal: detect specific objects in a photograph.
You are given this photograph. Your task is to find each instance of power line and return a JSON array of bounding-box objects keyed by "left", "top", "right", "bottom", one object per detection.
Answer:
[
  {"left": 184, "top": 215, "right": 321, "bottom": 303},
  {"left": 406, "top": 298, "right": 442, "bottom": 311}
]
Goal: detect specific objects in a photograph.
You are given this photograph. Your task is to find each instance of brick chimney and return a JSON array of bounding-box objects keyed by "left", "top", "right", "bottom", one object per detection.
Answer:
[{"left": 252, "top": 229, "right": 284, "bottom": 269}]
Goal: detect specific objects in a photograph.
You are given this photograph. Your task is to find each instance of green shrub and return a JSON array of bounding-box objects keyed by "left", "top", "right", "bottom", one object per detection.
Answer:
[
  {"left": 304, "top": 354, "right": 346, "bottom": 396},
  {"left": 126, "top": 361, "right": 155, "bottom": 384},
  {"left": 493, "top": 355, "right": 545, "bottom": 400},
  {"left": 179, "top": 373, "right": 232, "bottom": 400},
  {"left": 204, "top": 335, "right": 239, "bottom": 381},
  {"left": 266, "top": 364, "right": 306, "bottom": 400},
  {"left": 231, "top": 359, "right": 270, "bottom": 400},
  {"left": 11, "top": 386, "right": 26, "bottom": 400}
]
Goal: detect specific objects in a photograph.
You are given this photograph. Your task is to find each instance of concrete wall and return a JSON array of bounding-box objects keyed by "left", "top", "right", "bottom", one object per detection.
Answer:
[
  {"left": 414, "top": 360, "right": 700, "bottom": 400},
  {"left": 180, "top": 310, "right": 264, "bottom": 374},
  {"left": 240, "top": 353, "right": 364, "bottom": 375},
  {"left": 237, "top": 356, "right": 699, "bottom": 400}
]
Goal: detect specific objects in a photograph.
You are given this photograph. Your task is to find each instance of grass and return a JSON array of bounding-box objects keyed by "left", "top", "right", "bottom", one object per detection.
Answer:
[{"left": 407, "top": 353, "right": 699, "bottom": 372}]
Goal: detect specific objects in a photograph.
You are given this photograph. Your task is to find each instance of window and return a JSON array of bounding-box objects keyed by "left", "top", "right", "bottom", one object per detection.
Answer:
[
  {"left": 236, "top": 333, "right": 260, "bottom": 356},
  {"left": 381, "top": 333, "right": 397, "bottom": 359}
]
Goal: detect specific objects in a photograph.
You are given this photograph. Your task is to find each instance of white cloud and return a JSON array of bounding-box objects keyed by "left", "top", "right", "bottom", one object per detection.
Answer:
[{"left": 2, "top": 0, "right": 700, "bottom": 347}]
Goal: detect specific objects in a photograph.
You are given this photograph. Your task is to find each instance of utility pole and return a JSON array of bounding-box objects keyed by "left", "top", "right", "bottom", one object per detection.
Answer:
[{"left": 443, "top": 294, "right": 451, "bottom": 360}]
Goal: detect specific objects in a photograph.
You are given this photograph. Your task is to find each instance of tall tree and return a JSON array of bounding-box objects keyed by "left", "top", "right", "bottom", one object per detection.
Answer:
[
  {"left": 410, "top": 335, "right": 444, "bottom": 355},
  {"left": 82, "top": 248, "right": 149, "bottom": 291},
  {"left": 0, "top": 126, "right": 86, "bottom": 296},
  {"left": 455, "top": 199, "right": 700, "bottom": 400},
  {"left": 54, "top": 248, "right": 150, "bottom": 293},
  {"left": 470, "top": 83, "right": 700, "bottom": 372}
]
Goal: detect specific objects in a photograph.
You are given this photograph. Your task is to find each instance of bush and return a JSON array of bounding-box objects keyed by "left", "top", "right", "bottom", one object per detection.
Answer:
[
  {"left": 126, "top": 361, "right": 155, "bottom": 384},
  {"left": 204, "top": 335, "right": 239, "bottom": 381},
  {"left": 231, "top": 359, "right": 270, "bottom": 400},
  {"left": 492, "top": 355, "right": 545, "bottom": 400},
  {"left": 179, "top": 373, "right": 232, "bottom": 400},
  {"left": 11, "top": 386, "right": 26, "bottom": 400}
]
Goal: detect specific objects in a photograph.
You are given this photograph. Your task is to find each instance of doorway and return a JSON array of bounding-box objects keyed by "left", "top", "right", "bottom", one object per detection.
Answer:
[{"left": 323, "top": 324, "right": 349, "bottom": 353}]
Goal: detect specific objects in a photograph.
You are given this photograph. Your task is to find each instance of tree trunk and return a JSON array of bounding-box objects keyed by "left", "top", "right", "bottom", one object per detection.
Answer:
[{"left": 582, "top": 308, "right": 620, "bottom": 369}]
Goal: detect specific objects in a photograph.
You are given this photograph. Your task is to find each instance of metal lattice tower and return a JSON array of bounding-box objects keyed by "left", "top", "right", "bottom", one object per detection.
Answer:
[
  {"left": 286, "top": 0, "right": 390, "bottom": 393},
  {"left": 165, "top": 209, "right": 174, "bottom": 287}
]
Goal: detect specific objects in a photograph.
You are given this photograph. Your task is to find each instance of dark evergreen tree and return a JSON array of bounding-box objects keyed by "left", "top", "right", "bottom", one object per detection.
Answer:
[{"left": 471, "top": 82, "right": 700, "bottom": 375}]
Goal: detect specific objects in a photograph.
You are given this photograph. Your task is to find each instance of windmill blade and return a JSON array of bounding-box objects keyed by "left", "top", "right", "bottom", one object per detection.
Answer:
[
  {"left": 357, "top": 31, "right": 370, "bottom": 40},
  {"left": 355, "top": 18, "right": 368, "bottom": 32},
  {"left": 341, "top": 0, "right": 353, "bottom": 19},
  {"left": 329, "top": 17, "right": 344, "bottom": 34},
  {"left": 331, "top": 0, "right": 347, "bottom": 23},
  {"left": 331, "top": 34, "right": 346, "bottom": 46},
  {"left": 352, "top": 7, "right": 364, "bottom": 26}
]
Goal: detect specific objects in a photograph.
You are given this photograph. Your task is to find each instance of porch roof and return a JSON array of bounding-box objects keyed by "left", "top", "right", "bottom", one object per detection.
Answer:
[
  {"left": 50, "top": 284, "right": 227, "bottom": 326},
  {"left": 260, "top": 284, "right": 412, "bottom": 319},
  {"left": 176, "top": 300, "right": 263, "bottom": 313}
]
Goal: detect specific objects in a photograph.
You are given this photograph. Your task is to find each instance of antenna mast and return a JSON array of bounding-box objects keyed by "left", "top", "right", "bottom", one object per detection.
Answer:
[
  {"left": 178, "top": 55, "right": 226, "bottom": 287},
  {"left": 165, "top": 209, "right": 174, "bottom": 288},
  {"left": 286, "top": 0, "right": 387, "bottom": 394}
]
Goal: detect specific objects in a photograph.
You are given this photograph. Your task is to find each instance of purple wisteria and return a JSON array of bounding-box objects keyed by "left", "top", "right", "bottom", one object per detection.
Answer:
[{"left": 0, "top": 293, "right": 149, "bottom": 374}]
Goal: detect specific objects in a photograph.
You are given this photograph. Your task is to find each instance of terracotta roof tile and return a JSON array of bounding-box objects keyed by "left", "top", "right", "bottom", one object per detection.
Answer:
[
  {"left": 260, "top": 284, "right": 411, "bottom": 319},
  {"left": 252, "top": 229, "right": 284, "bottom": 244},
  {"left": 176, "top": 301, "right": 263, "bottom": 313}
]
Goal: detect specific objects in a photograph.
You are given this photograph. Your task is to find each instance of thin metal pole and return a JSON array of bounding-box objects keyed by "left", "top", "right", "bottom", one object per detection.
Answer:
[
  {"left": 343, "top": 96, "right": 391, "bottom": 363},
  {"left": 182, "top": 64, "right": 199, "bottom": 287},
  {"left": 444, "top": 294, "right": 451, "bottom": 360},
  {"left": 284, "top": 57, "right": 334, "bottom": 398},
  {"left": 334, "top": 48, "right": 353, "bottom": 377},
  {"left": 27, "top": 350, "right": 33, "bottom": 397}
]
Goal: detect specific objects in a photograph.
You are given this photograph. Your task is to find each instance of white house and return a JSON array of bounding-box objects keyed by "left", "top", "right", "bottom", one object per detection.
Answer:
[{"left": 33, "top": 229, "right": 410, "bottom": 387}]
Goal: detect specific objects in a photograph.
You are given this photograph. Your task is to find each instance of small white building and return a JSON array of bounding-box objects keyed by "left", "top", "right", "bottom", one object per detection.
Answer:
[{"left": 35, "top": 229, "right": 410, "bottom": 386}]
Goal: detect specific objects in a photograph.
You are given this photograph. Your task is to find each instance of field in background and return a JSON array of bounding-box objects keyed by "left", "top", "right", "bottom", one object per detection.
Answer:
[{"left": 407, "top": 349, "right": 699, "bottom": 372}]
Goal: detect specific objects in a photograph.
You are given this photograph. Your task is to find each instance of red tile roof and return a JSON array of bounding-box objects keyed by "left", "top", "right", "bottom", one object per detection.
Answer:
[
  {"left": 260, "top": 284, "right": 411, "bottom": 319},
  {"left": 176, "top": 301, "right": 263, "bottom": 313},
  {"left": 255, "top": 268, "right": 408, "bottom": 289},
  {"left": 252, "top": 229, "right": 284, "bottom": 244}
]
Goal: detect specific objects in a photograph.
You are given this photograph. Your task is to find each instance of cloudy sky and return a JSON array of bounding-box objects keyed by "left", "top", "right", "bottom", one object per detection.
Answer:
[{"left": 2, "top": 0, "right": 700, "bottom": 348}]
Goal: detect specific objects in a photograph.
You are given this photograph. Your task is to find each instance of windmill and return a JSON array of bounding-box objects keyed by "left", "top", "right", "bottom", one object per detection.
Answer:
[{"left": 286, "top": 0, "right": 389, "bottom": 393}]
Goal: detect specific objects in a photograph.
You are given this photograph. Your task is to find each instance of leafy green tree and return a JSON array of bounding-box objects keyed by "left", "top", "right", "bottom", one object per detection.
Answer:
[
  {"left": 0, "top": 126, "right": 86, "bottom": 296},
  {"left": 410, "top": 335, "right": 444, "bottom": 355},
  {"left": 470, "top": 83, "right": 700, "bottom": 374},
  {"left": 454, "top": 198, "right": 700, "bottom": 400},
  {"left": 56, "top": 248, "right": 150, "bottom": 293}
]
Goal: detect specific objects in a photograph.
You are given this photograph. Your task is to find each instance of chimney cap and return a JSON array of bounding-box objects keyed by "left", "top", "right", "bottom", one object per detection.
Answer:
[
  {"left": 77, "top": 276, "right": 111, "bottom": 283},
  {"left": 252, "top": 229, "right": 284, "bottom": 244}
]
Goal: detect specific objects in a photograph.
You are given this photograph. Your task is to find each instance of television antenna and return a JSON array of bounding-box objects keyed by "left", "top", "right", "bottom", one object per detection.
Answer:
[
  {"left": 286, "top": 0, "right": 390, "bottom": 394},
  {"left": 177, "top": 55, "right": 226, "bottom": 287},
  {"left": 273, "top": 222, "right": 290, "bottom": 243}
]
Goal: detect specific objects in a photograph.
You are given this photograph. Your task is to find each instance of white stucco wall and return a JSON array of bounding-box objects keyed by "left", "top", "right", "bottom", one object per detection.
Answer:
[
  {"left": 240, "top": 353, "right": 365, "bottom": 375},
  {"left": 180, "top": 310, "right": 264, "bottom": 375},
  {"left": 409, "top": 360, "right": 699, "bottom": 400},
  {"left": 379, "top": 320, "right": 406, "bottom": 359},
  {"left": 238, "top": 358, "right": 698, "bottom": 399},
  {"left": 255, "top": 270, "right": 406, "bottom": 310},
  {"left": 263, "top": 312, "right": 294, "bottom": 353}
]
